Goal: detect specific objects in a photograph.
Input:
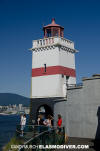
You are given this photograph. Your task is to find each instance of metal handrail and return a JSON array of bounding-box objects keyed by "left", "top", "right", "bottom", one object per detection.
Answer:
[
  {"left": 18, "top": 129, "right": 53, "bottom": 151},
  {"left": 24, "top": 128, "right": 54, "bottom": 145},
  {"left": 24, "top": 126, "right": 64, "bottom": 144},
  {"left": 17, "top": 125, "right": 65, "bottom": 151},
  {"left": 16, "top": 124, "right": 64, "bottom": 134},
  {"left": 16, "top": 124, "right": 49, "bottom": 135}
]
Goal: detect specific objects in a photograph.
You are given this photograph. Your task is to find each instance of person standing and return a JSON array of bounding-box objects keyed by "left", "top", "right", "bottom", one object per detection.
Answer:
[
  {"left": 20, "top": 114, "right": 24, "bottom": 125},
  {"left": 43, "top": 115, "right": 52, "bottom": 131},
  {"left": 37, "top": 115, "right": 41, "bottom": 125},
  {"left": 37, "top": 114, "right": 44, "bottom": 133},
  {"left": 37, "top": 115, "right": 41, "bottom": 133},
  {"left": 57, "top": 114, "right": 62, "bottom": 133},
  {"left": 20, "top": 114, "right": 26, "bottom": 137}
]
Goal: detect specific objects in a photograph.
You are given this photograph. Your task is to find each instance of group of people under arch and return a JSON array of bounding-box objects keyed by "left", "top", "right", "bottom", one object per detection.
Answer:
[{"left": 37, "top": 114, "right": 62, "bottom": 133}]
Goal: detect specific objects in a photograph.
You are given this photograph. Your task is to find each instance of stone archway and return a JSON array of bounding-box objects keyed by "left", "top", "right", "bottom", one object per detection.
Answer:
[
  {"left": 29, "top": 97, "right": 66, "bottom": 125},
  {"left": 36, "top": 104, "right": 53, "bottom": 120},
  {"left": 29, "top": 98, "right": 54, "bottom": 124}
]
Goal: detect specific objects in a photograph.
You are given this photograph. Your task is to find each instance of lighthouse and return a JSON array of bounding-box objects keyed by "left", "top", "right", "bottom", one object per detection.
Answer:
[
  {"left": 29, "top": 19, "right": 100, "bottom": 140},
  {"left": 29, "top": 19, "right": 77, "bottom": 122},
  {"left": 31, "top": 19, "right": 77, "bottom": 99}
]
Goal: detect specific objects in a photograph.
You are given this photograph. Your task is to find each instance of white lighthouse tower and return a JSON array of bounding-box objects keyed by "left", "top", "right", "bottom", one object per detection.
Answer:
[{"left": 31, "top": 19, "right": 77, "bottom": 99}]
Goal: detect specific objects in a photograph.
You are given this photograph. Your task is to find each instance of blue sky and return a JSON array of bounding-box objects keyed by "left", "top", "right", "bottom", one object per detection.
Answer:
[{"left": 0, "top": 0, "right": 100, "bottom": 97}]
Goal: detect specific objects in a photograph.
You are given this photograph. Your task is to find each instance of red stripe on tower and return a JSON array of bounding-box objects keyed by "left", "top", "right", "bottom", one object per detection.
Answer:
[{"left": 32, "top": 66, "right": 76, "bottom": 77}]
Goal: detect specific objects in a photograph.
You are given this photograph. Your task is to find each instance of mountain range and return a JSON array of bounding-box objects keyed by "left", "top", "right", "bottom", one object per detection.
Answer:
[{"left": 0, "top": 93, "right": 30, "bottom": 106}]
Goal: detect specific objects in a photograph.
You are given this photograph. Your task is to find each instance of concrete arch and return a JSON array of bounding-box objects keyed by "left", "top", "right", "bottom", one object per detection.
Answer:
[
  {"left": 37, "top": 104, "right": 53, "bottom": 117},
  {"left": 29, "top": 98, "right": 54, "bottom": 124}
]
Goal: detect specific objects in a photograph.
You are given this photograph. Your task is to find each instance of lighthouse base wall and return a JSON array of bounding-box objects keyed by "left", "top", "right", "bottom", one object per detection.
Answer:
[
  {"left": 66, "top": 77, "right": 100, "bottom": 139},
  {"left": 54, "top": 100, "right": 67, "bottom": 127},
  {"left": 29, "top": 76, "right": 100, "bottom": 139}
]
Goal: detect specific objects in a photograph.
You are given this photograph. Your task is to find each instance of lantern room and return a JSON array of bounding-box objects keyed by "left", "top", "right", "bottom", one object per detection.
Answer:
[{"left": 43, "top": 18, "right": 64, "bottom": 38}]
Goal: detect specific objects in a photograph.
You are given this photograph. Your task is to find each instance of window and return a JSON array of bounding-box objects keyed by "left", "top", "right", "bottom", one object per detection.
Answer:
[
  {"left": 66, "top": 76, "right": 69, "bottom": 80},
  {"left": 52, "top": 28, "right": 59, "bottom": 37},
  {"left": 66, "top": 76, "right": 69, "bottom": 85},
  {"left": 62, "top": 74, "right": 64, "bottom": 78},
  {"left": 47, "top": 29, "right": 51, "bottom": 37},
  {"left": 44, "top": 64, "right": 46, "bottom": 72}
]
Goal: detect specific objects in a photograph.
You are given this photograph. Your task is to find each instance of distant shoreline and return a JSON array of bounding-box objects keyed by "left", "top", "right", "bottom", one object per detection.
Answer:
[
  {"left": 0, "top": 113, "right": 29, "bottom": 115},
  {"left": 0, "top": 113, "right": 16, "bottom": 115}
]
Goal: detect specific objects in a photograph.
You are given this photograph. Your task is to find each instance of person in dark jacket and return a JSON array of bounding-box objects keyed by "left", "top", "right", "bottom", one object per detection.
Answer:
[{"left": 37, "top": 114, "right": 44, "bottom": 133}]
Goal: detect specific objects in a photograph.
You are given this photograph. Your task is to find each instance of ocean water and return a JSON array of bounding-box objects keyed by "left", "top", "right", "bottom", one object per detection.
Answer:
[{"left": 0, "top": 115, "right": 29, "bottom": 150}]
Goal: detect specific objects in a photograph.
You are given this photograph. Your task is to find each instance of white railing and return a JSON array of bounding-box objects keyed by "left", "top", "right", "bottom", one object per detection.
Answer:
[
  {"left": 32, "top": 36, "right": 74, "bottom": 49},
  {"left": 60, "top": 37, "right": 74, "bottom": 49},
  {"left": 67, "top": 83, "right": 83, "bottom": 89}
]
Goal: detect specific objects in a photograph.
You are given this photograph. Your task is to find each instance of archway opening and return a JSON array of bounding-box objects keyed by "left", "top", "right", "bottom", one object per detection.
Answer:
[{"left": 36, "top": 104, "right": 53, "bottom": 125}]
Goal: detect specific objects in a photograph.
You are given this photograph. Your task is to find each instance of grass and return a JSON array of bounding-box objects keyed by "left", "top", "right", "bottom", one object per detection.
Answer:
[{"left": 3, "top": 136, "right": 24, "bottom": 151}]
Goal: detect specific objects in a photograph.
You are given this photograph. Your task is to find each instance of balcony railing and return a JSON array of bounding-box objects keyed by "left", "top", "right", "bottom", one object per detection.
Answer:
[
  {"left": 32, "top": 36, "right": 74, "bottom": 49},
  {"left": 67, "top": 83, "right": 83, "bottom": 89}
]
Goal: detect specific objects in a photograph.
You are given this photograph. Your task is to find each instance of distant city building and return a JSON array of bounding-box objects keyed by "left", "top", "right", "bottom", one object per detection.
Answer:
[
  {"left": 19, "top": 104, "right": 23, "bottom": 111},
  {"left": 0, "top": 104, "right": 29, "bottom": 115}
]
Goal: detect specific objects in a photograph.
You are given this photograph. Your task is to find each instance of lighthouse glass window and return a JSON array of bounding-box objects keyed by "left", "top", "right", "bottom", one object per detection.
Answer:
[
  {"left": 47, "top": 29, "right": 51, "bottom": 37},
  {"left": 52, "top": 28, "right": 59, "bottom": 37}
]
